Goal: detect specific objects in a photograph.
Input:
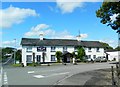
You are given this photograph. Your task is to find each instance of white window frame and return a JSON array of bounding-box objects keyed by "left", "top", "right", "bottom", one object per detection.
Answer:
[
  {"left": 26, "top": 47, "right": 32, "bottom": 52},
  {"left": 51, "top": 46, "right": 56, "bottom": 52},
  {"left": 63, "top": 46, "right": 67, "bottom": 52},
  {"left": 88, "top": 47, "right": 92, "bottom": 52},
  {"left": 26, "top": 55, "right": 32, "bottom": 63},
  {"left": 51, "top": 55, "right": 56, "bottom": 61}
]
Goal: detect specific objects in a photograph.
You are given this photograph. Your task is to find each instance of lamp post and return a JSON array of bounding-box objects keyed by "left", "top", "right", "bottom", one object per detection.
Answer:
[{"left": 14, "top": 39, "right": 16, "bottom": 64}]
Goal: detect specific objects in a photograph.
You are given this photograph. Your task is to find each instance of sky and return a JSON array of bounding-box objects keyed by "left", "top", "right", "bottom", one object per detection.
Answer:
[{"left": 0, "top": 0, "right": 118, "bottom": 49}]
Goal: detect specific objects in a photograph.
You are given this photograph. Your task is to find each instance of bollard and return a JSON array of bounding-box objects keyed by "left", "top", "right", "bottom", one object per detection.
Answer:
[{"left": 111, "top": 66, "right": 116, "bottom": 85}]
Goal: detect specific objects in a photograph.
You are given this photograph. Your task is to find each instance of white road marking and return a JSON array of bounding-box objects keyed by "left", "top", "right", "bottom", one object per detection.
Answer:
[
  {"left": 33, "top": 75, "right": 45, "bottom": 78},
  {"left": 0, "top": 67, "right": 3, "bottom": 86},
  {"left": 33, "top": 72, "right": 69, "bottom": 79},
  {"left": 28, "top": 71, "right": 35, "bottom": 74},
  {"left": 3, "top": 72, "right": 8, "bottom": 86}
]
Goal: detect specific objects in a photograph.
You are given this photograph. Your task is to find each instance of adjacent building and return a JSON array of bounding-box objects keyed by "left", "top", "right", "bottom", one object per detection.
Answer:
[
  {"left": 105, "top": 50, "right": 120, "bottom": 62},
  {"left": 21, "top": 36, "right": 106, "bottom": 66}
]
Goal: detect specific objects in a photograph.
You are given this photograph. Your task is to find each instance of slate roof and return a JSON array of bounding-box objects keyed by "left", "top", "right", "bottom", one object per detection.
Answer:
[{"left": 21, "top": 38, "right": 105, "bottom": 48}]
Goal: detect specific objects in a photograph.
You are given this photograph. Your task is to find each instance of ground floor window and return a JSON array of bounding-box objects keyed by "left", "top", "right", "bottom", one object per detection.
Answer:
[
  {"left": 26, "top": 55, "right": 32, "bottom": 63},
  {"left": 93, "top": 55, "right": 96, "bottom": 59},
  {"left": 51, "top": 55, "right": 56, "bottom": 61},
  {"left": 88, "top": 55, "right": 91, "bottom": 58}
]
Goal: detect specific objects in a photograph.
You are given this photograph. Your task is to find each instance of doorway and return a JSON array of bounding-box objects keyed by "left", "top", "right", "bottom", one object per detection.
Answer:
[{"left": 36, "top": 55, "right": 41, "bottom": 63}]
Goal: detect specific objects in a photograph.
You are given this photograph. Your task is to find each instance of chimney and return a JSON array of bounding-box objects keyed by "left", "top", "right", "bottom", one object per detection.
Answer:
[
  {"left": 39, "top": 32, "right": 44, "bottom": 40},
  {"left": 76, "top": 35, "right": 81, "bottom": 42}
]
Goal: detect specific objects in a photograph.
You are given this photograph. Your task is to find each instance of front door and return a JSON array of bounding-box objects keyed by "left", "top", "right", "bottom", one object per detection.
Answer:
[{"left": 36, "top": 55, "right": 41, "bottom": 63}]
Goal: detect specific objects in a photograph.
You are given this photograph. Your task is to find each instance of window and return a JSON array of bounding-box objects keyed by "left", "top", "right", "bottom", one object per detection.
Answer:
[
  {"left": 88, "top": 55, "right": 91, "bottom": 58},
  {"left": 93, "top": 55, "right": 96, "bottom": 59},
  {"left": 96, "top": 48, "right": 100, "bottom": 52},
  {"left": 63, "top": 46, "right": 67, "bottom": 52},
  {"left": 88, "top": 47, "right": 92, "bottom": 52},
  {"left": 26, "top": 47, "right": 32, "bottom": 52},
  {"left": 74, "top": 47, "right": 77, "bottom": 52},
  {"left": 51, "top": 55, "right": 56, "bottom": 61},
  {"left": 26, "top": 55, "right": 32, "bottom": 62},
  {"left": 51, "top": 47, "right": 56, "bottom": 52}
]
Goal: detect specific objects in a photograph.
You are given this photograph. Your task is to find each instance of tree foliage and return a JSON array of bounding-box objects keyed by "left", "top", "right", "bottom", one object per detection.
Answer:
[
  {"left": 15, "top": 50, "right": 22, "bottom": 62},
  {"left": 2, "top": 47, "right": 22, "bottom": 62},
  {"left": 96, "top": 1, "right": 120, "bottom": 32},
  {"left": 55, "top": 51, "right": 62, "bottom": 63},
  {"left": 76, "top": 46, "right": 86, "bottom": 61},
  {"left": 101, "top": 42, "right": 113, "bottom": 50},
  {"left": 115, "top": 46, "right": 120, "bottom": 51}
]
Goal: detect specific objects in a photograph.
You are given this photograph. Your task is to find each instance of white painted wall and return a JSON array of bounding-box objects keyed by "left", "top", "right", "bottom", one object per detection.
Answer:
[
  {"left": 22, "top": 46, "right": 105, "bottom": 66},
  {"left": 85, "top": 47, "right": 105, "bottom": 59},
  {"left": 106, "top": 51, "right": 120, "bottom": 62}
]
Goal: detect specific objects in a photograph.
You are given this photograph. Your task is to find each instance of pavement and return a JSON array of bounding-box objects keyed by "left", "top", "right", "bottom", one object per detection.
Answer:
[{"left": 1, "top": 62, "right": 116, "bottom": 86}]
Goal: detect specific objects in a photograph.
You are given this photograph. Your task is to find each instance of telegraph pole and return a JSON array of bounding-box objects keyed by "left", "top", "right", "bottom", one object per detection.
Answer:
[{"left": 14, "top": 39, "right": 16, "bottom": 64}]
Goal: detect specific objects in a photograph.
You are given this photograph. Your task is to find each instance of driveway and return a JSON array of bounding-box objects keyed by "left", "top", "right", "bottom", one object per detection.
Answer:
[{"left": 2, "top": 62, "right": 115, "bottom": 86}]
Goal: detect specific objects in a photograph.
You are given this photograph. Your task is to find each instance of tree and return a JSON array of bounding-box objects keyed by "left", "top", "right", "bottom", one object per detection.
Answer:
[
  {"left": 2, "top": 47, "right": 14, "bottom": 59},
  {"left": 15, "top": 50, "right": 22, "bottom": 62},
  {"left": 55, "top": 51, "right": 62, "bottom": 63},
  {"left": 115, "top": 46, "right": 120, "bottom": 51},
  {"left": 101, "top": 42, "right": 113, "bottom": 50},
  {"left": 96, "top": 1, "right": 120, "bottom": 32},
  {"left": 76, "top": 46, "right": 86, "bottom": 62}
]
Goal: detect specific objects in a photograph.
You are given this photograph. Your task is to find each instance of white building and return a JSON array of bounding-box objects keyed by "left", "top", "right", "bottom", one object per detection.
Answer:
[
  {"left": 106, "top": 50, "right": 120, "bottom": 62},
  {"left": 21, "top": 37, "right": 106, "bottom": 66}
]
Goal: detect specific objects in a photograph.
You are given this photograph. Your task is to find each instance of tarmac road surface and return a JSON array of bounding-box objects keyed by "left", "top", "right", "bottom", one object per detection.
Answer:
[{"left": 2, "top": 62, "right": 116, "bottom": 85}]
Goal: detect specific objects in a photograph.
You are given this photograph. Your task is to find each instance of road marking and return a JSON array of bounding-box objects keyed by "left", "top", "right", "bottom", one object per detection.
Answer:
[
  {"left": 28, "top": 71, "right": 35, "bottom": 74},
  {"left": 3, "top": 72, "right": 8, "bottom": 87},
  {"left": 33, "top": 75, "right": 45, "bottom": 78},
  {"left": 33, "top": 72, "right": 69, "bottom": 79},
  {"left": 0, "top": 67, "right": 3, "bottom": 87}
]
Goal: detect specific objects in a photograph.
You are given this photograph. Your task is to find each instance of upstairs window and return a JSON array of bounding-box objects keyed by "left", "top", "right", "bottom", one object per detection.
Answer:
[
  {"left": 96, "top": 47, "right": 100, "bottom": 52},
  {"left": 63, "top": 46, "right": 67, "bottom": 52},
  {"left": 26, "top": 47, "right": 32, "bottom": 52},
  {"left": 51, "top": 47, "right": 56, "bottom": 52},
  {"left": 88, "top": 47, "right": 92, "bottom": 52}
]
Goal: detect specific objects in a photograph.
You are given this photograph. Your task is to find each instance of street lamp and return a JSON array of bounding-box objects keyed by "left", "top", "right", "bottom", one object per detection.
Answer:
[{"left": 14, "top": 39, "right": 16, "bottom": 64}]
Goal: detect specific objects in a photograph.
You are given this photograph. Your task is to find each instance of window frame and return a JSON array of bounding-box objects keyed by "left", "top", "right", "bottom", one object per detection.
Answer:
[
  {"left": 88, "top": 47, "right": 92, "bottom": 52},
  {"left": 26, "top": 55, "right": 32, "bottom": 63},
  {"left": 63, "top": 46, "right": 67, "bottom": 52},
  {"left": 26, "top": 47, "right": 32, "bottom": 52},
  {"left": 51, "top": 55, "right": 56, "bottom": 61},
  {"left": 51, "top": 46, "right": 56, "bottom": 52}
]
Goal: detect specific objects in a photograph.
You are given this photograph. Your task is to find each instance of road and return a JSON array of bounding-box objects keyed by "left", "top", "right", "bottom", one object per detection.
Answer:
[{"left": 2, "top": 62, "right": 116, "bottom": 86}]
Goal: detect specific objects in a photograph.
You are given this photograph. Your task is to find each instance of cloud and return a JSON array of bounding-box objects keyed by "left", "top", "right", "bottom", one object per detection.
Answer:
[
  {"left": 99, "top": 39, "right": 118, "bottom": 48},
  {"left": 24, "top": 24, "right": 50, "bottom": 37},
  {"left": 2, "top": 40, "right": 16, "bottom": 47},
  {"left": 56, "top": 0, "right": 102, "bottom": 14},
  {"left": 80, "top": 34, "right": 88, "bottom": 38},
  {"left": 56, "top": 1, "right": 83, "bottom": 14},
  {"left": 0, "top": 5, "right": 39, "bottom": 28},
  {"left": 24, "top": 23, "right": 88, "bottom": 40},
  {"left": 110, "top": 14, "right": 119, "bottom": 22}
]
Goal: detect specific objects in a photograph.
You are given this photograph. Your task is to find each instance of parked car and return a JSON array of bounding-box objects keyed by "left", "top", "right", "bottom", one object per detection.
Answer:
[{"left": 94, "top": 56, "right": 107, "bottom": 62}]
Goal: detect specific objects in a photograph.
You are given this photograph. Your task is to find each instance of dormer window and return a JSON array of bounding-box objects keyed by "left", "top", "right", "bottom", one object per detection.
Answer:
[
  {"left": 51, "top": 46, "right": 56, "bottom": 52},
  {"left": 88, "top": 47, "right": 92, "bottom": 52}
]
